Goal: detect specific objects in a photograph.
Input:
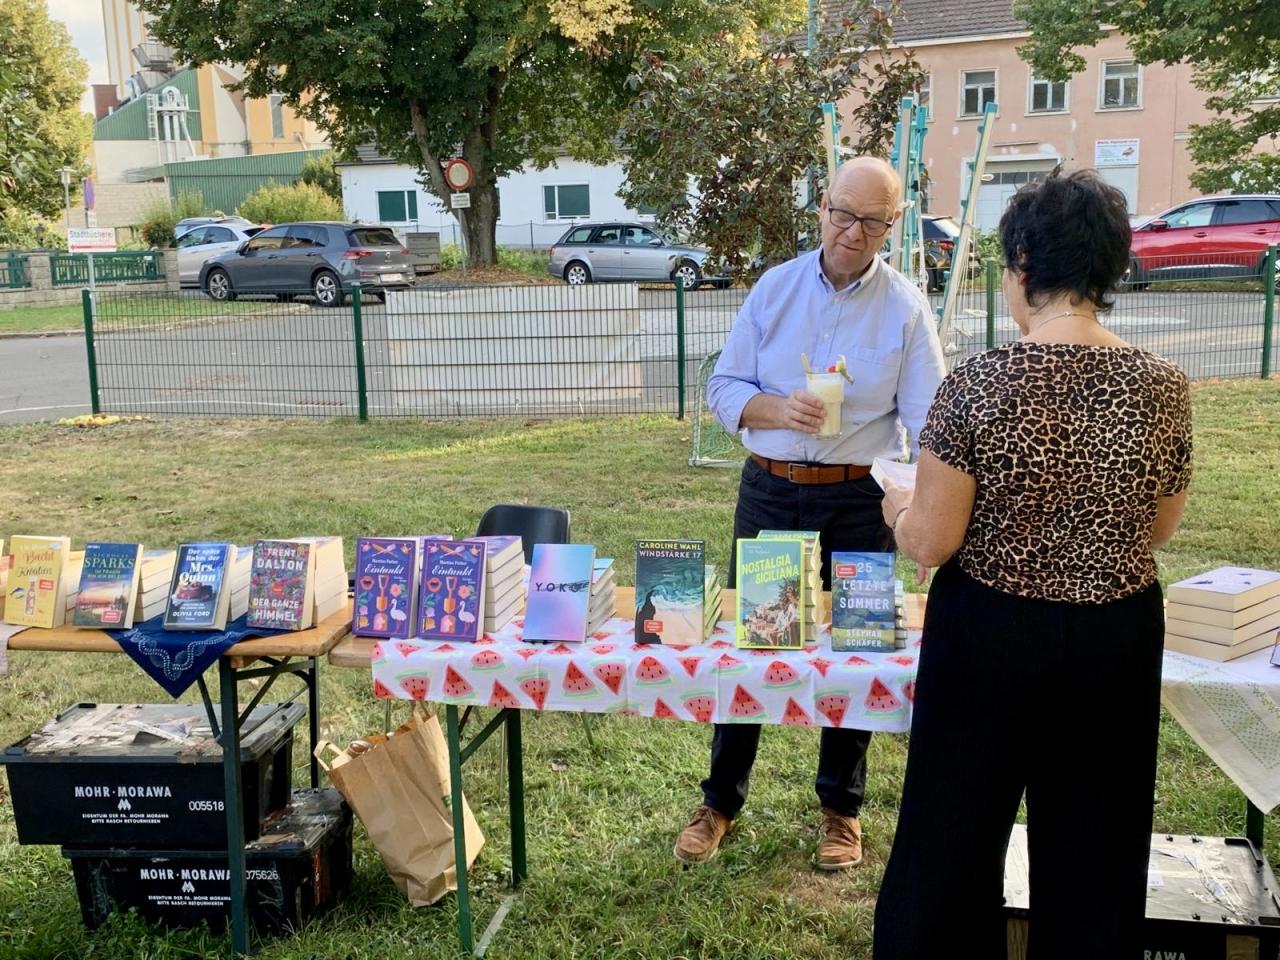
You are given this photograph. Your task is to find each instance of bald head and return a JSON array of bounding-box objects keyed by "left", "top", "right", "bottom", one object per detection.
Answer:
[{"left": 818, "top": 155, "right": 904, "bottom": 288}]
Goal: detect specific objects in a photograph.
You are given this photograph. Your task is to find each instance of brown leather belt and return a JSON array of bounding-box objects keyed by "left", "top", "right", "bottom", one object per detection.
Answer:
[{"left": 750, "top": 454, "right": 871, "bottom": 485}]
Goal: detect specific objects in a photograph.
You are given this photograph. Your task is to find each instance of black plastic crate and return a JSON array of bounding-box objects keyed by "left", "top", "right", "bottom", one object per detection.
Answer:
[
  {"left": 1005, "top": 824, "right": 1280, "bottom": 960},
  {"left": 65, "top": 788, "right": 352, "bottom": 935},
  {"left": 1, "top": 702, "right": 304, "bottom": 848}
]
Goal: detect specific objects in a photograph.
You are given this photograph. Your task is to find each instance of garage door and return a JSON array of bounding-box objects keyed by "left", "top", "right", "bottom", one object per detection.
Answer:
[{"left": 964, "top": 159, "right": 1060, "bottom": 230}]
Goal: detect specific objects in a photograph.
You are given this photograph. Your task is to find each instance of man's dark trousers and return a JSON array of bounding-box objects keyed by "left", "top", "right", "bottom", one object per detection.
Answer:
[{"left": 701, "top": 456, "right": 894, "bottom": 819}]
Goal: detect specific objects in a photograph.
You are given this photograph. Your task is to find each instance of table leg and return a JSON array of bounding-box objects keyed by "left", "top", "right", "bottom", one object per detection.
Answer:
[
  {"left": 505, "top": 709, "right": 527, "bottom": 885},
  {"left": 445, "top": 704, "right": 473, "bottom": 956},
  {"left": 219, "top": 657, "right": 251, "bottom": 956},
  {"left": 1247, "top": 798, "right": 1266, "bottom": 850},
  {"left": 306, "top": 658, "right": 320, "bottom": 789}
]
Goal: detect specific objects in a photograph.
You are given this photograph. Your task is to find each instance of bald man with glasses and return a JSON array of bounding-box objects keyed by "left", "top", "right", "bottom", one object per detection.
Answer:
[{"left": 677, "top": 157, "right": 946, "bottom": 870}]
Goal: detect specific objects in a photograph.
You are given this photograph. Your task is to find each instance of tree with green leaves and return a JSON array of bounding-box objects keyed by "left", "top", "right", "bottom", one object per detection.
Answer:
[
  {"left": 299, "top": 152, "right": 343, "bottom": 202},
  {"left": 137, "top": 0, "right": 801, "bottom": 267},
  {"left": 0, "top": 0, "right": 92, "bottom": 239},
  {"left": 1015, "top": 0, "right": 1280, "bottom": 193},
  {"left": 618, "top": 2, "right": 921, "bottom": 274}
]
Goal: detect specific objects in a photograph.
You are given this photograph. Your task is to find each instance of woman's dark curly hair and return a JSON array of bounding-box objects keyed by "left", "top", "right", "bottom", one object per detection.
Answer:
[{"left": 998, "top": 169, "right": 1131, "bottom": 312}]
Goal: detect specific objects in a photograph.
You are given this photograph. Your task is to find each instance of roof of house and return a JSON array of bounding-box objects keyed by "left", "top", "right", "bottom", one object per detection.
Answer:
[{"left": 819, "top": 0, "right": 1024, "bottom": 45}]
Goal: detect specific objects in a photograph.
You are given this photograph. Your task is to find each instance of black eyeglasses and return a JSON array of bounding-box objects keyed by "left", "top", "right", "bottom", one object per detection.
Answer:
[{"left": 827, "top": 206, "right": 894, "bottom": 237}]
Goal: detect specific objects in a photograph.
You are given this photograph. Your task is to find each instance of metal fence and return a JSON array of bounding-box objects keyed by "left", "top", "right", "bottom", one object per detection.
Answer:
[
  {"left": 82, "top": 253, "right": 1277, "bottom": 420},
  {"left": 51, "top": 252, "right": 163, "bottom": 287},
  {"left": 0, "top": 252, "right": 29, "bottom": 289}
]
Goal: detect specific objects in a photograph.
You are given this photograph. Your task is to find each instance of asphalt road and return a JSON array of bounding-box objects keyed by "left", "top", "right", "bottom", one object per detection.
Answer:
[{"left": 0, "top": 287, "right": 1273, "bottom": 424}]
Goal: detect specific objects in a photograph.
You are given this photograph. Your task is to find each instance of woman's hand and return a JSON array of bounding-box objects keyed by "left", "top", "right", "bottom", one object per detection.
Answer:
[{"left": 880, "top": 477, "right": 913, "bottom": 528}]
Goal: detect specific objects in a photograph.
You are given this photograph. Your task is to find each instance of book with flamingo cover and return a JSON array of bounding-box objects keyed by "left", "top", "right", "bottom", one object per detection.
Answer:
[
  {"left": 352, "top": 537, "right": 419, "bottom": 639},
  {"left": 417, "top": 540, "right": 487, "bottom": 642}
]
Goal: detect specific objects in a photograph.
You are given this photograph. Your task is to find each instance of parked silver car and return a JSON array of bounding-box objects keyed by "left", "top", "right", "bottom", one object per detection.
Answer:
[
  {"left": 174, "top": 215, "right": 257, "bottom": 241},
  {"left": 548, "top": 222, "right": 727, "bottom": 288},
  {"left": 176, "top": 222, "right": 267, "bottom": 286},
  {"left": 200, "top": 222, "right": 416, "bottom": 306}
]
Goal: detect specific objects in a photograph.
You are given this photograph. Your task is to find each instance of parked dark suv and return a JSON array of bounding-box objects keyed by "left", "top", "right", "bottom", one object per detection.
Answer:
[
  {"left": 200, "top": 222, "right": 416, "bottom": 306},
  {"left": 922, "top": 215, "right": 981, "bottom": 292}
]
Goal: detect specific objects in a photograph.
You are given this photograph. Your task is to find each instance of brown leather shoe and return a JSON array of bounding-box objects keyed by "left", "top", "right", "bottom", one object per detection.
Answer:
[
  {"left": 674, "top": 805, "right": 733, "bottom": 864},
  {"left": 816, "top": 808, "right": 863, "bottom": 871}
]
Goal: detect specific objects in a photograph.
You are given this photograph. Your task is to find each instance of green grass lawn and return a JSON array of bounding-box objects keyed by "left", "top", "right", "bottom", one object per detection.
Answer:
[
  {"left": 0, "top": 379, "right": 1277, "bottom": 959},
  {"left": 0, "top": 296, "right": 287, "bottom": 335}
]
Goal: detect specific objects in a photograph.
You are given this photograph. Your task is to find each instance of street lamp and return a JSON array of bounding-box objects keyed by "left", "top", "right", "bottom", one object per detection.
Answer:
[{"left": 59, "top": 166, "right": 73, "bottom": 233}]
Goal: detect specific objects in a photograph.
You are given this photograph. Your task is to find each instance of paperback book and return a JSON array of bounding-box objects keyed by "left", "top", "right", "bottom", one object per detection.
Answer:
[
  {"left": 831, "top": 552, "right": 897, "bottom": 651},
  {"left": 634, "top": 539, "right": 707, "bottom": 645},
  {"left": 524, "top": 543, "right": 596, "bottom": 643},
  {"left": 352, "top": 537, "right": 419, "bottom": 639},
  {"left": 164, "top": 542, "right": 236, "bottom": 632},
  {"left": 246, "top": 539, "right": 316, "bottom": 631},
  {"left": 5, "top": 535, "right": 74, "bottom": 629},
  {"left": 418, "top": 540, "right": 487, "bottom": 642},
  {"left": 1167, "top": 567, "right": 1280, "bottom": 612},
  {"left": 72, "top": 542, "right": 143, "bottom": 629},
  {"left": 735, "top": 538, "right": 806, "bottom": 650}
]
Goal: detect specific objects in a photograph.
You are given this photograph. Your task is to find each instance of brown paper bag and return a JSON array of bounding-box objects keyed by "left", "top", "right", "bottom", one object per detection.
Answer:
[{"left": 316, "top": 708, "right": 484, "bottom": 906}]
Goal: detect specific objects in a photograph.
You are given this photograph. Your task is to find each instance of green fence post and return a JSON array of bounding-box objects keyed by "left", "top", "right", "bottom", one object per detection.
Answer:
[
  {"left": 985, "top": 259, "right": 998, "bottom": 350},
  {"left": 351, "top": 284, "right": 369, "bottom": 421},
  {"left": 1263, "top": 245, "right": 1275, "bottom": 380},
  {"left": 81, "top": 288, "right": 100, "bottom": 414},
  {"left": 675, "top": 278, "right": 687, "bottom": 419}
]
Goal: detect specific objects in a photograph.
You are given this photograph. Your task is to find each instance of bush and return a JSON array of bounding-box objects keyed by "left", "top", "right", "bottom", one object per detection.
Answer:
[
  {"left": 298, "top": 153, "right": 342, "bottom": 201},
  {"left": 138, "top": 192, "right": 205, "bottom": 248},
  {"left": 435, "top": 244, "right": 550, "bottom": 275},
  {"left": 237, "top": 181, "right": 343, "bottom": 224},
  {"left": 0, "top": 207, "right": 64, "bottom": 249}
]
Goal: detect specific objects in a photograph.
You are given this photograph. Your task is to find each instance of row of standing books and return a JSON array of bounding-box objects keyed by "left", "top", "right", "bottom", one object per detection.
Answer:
[{"left": 0, "top": 535, "right": 346, "bottom": 633}]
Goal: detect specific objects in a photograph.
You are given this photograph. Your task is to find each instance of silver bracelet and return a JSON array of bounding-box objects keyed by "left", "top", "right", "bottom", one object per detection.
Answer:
[{"left": 891, "top": 506, "right": 909, "bottom": 532}]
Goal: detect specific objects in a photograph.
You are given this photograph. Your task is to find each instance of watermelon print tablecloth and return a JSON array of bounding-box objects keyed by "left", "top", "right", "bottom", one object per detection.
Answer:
[{"left": 370, "top": 617, "right": 921, "bottom": 732}]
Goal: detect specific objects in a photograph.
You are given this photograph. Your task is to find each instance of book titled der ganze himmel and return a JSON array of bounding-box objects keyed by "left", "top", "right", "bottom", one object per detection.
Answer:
[{"left": 246, "top": 539, "right": 315, "bottom": 631}]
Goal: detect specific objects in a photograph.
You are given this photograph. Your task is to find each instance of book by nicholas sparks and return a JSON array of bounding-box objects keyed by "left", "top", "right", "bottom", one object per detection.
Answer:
[
  {"left": 735, "top": 538, "right": 806, "bottom": 650},
  {"left": 523, "top": 543, "right": 595, "bottom": 643},
  {"left": 352, "top": 537, "right": 419, "bottom": 639},
  {"left": 163, "top": 542, "right": 235, "bottom": 631},
  {"left": 634, "top": 539, "right": 706, "bottom": 645},
  {"left": 246, "top": 539, "right": 316, "bottom": 631},
  {"left": 830, "top": 551, "right": 897, "bottom": 651},
  {"left": 72, "top": 542, "right": 143, "bottom": 628},
  {"left": 418, "top": 539, "right": 487, "bottom": 642}
]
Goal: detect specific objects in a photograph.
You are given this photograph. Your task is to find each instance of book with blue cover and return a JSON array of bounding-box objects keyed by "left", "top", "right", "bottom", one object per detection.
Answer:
[
  {"left": 352, "top": 537, "right": 419, "bottom": 639},
  {"left": 523, "top": 543, "right": 596, "bottom": 643},
  {"left": 72, "top": 542, "right": 143, "bottom": 629},
  {"left": 735, "top": 538, "right": 806, "bottom": 649},
  {"left": 164, "top": 542, "right": 235, "bottom": 632},
  {"left": 634, "top": 539, "right": 706, "bottom": 645},
  {"left": 418, "top": 539, "right": 487, "bottom": 642},
  {"left": 830, "top": 551, "right": 897, "bottom": 651}
]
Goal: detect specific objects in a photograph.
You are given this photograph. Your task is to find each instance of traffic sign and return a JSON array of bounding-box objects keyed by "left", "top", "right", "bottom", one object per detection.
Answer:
[
  {"left": 450, "top": 192, "right": 472, "bottom": 209},
  {"left": 67, "top": 227, "right": 116, "bottom": 253},
  {"left": 444, "top": 158, "right": 474, "bottom": 191}
]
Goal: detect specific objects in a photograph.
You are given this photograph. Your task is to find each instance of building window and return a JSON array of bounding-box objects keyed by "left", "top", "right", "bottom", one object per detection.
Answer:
[
  {"left": 377, "top": 190, "right": 419, "bottom": 223},
  {"left": 917, "top": 74, "right": 931, "bottom": 120},
  {"left": 543, "top": 184, "right": 590, "bottom": 220},
  {"left": 269, "top": 93, "right": 285, "bottom": 138},
  {"left": 1100, "top": 61, "right": 1140, "bottom": 109},
  {"left": 1028, "top": 74, "right": 1067, "bottom": 113},
  {"left": 961, "top": 70, "right": 996, "bottom": 117}
]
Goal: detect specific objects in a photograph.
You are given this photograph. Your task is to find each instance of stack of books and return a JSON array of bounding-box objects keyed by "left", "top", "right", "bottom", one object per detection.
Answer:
[
  {"left": 474, "top": 535, "right": 526, "bottom": 633},
  {"left": 894, "top": 579, "right": 908, "bottom": 648},
  {"left": 758, "top": 530, "right": 823, "bottom": 626},
  {"left": 4, "top": 535, "right": 75, "bottom": 629},
  {"left": 735, "top": 536, "right": 808, "bottom": 650},
  {"left": 704, "top": 565, "right": 723, "bottom": 636},
  {"left": 59, "top": 550, "right": 87, "bottom": 618},
  {"left": 830, "top": 552, "right": 898, "bottom": 652},
  {"left": 136, "top": 549, "right": 178, "bottom": 624},
  {"left": 227, "top": 545, "right": 253, "bottom": 622},
  {"left": 245, "top": 537, "right": 345, "bottom": 632},
  {"left": 589, "top": 557, "right": 615, "bottom": 634},
  {"left": 298, "top": 536, "right": 347, "bottom": 623},
  {"left": 1164, "top": 567, "right": 1280, "bottom": 662}
]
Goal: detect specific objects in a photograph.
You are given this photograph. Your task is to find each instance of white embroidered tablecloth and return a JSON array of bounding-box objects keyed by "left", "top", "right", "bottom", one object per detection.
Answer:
[
  {"left": 371, "top": 617, "right": 922, "bottom": 732},
  {"left": 1161, "top": 647, "right": 1280, "bottom": 813}
]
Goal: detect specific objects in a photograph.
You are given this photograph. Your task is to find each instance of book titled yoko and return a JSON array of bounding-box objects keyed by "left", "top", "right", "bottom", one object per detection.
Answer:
[
  {"left": 417, "top": 540, "right": 487, "bottom": 642},
  {"left": 163, "top": 542, "right": 235, "bottom": 631},
  {"left": 72, "top": 542, "right": 143, "bottom": 629},
  {"left": 831, "top": 552, "right": 897, "bottom": 651},
  {"left": 353, "top": 537, "right": 418, "bottom": 639},
  {"left": 523, "top": 543, "right": 596, "bottom": 643},
  {"left": 246, "top": 539, "right": 315, "bottom": 632}
]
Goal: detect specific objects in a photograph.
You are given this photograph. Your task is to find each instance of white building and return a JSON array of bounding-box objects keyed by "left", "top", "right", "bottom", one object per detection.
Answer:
[{"left": 337, "top": 148, "right": 654, "bottom": 249}]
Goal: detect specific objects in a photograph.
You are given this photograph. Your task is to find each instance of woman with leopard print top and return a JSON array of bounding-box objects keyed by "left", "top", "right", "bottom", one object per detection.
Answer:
[{"left": 873, "top": 170, "right": 1192, "bottom": 959}]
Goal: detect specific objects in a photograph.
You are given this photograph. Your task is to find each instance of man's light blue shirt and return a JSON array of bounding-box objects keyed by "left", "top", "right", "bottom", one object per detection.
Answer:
[{"left": 707, "top": 250, "right": 946, "bottom": 464}]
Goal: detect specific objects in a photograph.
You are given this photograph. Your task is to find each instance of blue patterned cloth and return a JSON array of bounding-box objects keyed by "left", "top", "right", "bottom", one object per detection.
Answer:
[{"left": 108, "top": 614, "right": 289, "bottom": 697}]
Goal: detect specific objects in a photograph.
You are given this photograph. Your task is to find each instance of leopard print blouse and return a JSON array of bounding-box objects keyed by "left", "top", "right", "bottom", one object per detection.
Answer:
[{"left": 918, "top": 342, "right": 1192, "bottom": 603}]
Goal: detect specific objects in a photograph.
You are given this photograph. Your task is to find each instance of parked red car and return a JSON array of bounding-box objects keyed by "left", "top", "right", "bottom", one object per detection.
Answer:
[{"left": 1127, "top": 194, "right": 1280, "bottom": 288}]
